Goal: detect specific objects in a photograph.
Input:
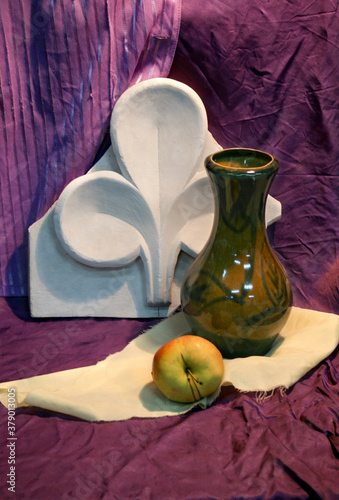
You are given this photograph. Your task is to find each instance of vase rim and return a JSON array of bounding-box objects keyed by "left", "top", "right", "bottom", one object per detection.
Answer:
[{"left": 206, "top": 148, "right": 278, "bottom": 174}]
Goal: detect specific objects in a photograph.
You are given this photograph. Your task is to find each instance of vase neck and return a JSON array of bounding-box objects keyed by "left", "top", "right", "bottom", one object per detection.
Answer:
[
  {"left": 205, "top": 149, "right": 279, "bottom": 252},
  {"left": 208, "top": 168, "right": 276, "bottom": 250}
]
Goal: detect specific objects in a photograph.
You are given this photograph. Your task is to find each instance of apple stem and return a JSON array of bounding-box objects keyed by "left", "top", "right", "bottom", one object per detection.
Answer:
[
  {"left": 181, "top": 354, "right": 203, "bottom": 402},
  {"left": 186, "top": 368, "right": 202, "bottom": 385}
]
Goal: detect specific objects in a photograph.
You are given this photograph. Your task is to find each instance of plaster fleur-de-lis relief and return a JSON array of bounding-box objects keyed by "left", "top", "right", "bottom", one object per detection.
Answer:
[{"left": 29, "top": 78, "right": 281, "bottom": 318}]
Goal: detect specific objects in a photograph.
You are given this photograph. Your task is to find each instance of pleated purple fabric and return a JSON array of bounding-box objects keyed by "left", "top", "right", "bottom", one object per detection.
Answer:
[{"left": 0, "top": 0, "right": 180, "bottom": 296}]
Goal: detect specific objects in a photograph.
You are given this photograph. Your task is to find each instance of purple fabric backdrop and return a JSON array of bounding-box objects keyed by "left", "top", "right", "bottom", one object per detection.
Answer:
[
  {"left": 169, "top": 0, "right": 339, "bottom": 315},
  {"left": 0, "top": 0, "right": 338, "bottom": 499}
]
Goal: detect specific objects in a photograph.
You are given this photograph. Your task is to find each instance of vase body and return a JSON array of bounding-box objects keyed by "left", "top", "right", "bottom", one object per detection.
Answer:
[{"left": 181, "top": 148, "right": 292, "bottom": 358}]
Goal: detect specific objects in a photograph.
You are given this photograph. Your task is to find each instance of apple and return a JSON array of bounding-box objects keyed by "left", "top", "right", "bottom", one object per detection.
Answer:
[{"left": 152, "top": 335, "right": 224, "bottom": 403}]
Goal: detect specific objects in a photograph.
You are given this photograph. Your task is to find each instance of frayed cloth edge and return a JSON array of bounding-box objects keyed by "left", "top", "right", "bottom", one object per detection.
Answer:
[{"left": 237, "top": 385, "right": 288, "bottom": 403}]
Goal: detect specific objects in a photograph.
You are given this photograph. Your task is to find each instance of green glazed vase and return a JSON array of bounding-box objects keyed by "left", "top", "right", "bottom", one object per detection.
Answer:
[{"left": 181, "top": 148, "right": 293, "bottom": 358}]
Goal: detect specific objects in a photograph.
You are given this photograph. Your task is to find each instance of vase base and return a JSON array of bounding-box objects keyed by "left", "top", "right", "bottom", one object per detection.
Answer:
[{"left": 187, "top": 326, "right": 283, "bottom": 359}]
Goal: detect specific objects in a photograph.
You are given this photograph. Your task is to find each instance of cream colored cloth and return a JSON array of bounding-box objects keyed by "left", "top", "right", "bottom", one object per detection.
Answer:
[{"left": 0, "top": 307, "right": 338, "bottom": 421}]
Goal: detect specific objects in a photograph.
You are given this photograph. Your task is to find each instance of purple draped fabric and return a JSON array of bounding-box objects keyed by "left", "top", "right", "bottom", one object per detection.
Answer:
[
  {"left": 0, "top": 1, "right": 338, "bottom": 499},
  {"left": 169, "top": 0, "right": 339, "bottom": 315},
  {"left": 0, "top": 0, "right": 180, "bottom": 296},
  {"left": 0, "top": 297, "right": 338, "bottom": 499}
]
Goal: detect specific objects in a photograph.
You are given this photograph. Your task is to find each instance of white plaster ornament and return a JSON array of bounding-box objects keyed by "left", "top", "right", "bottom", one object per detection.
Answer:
[{"left": 29, "top": 78, "right": 281, "bottom": 318}]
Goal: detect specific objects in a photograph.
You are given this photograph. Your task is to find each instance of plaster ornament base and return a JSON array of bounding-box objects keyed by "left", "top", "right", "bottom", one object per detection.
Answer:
[{"left": 29, "top": 78, "right": 281, "bottom": 318}]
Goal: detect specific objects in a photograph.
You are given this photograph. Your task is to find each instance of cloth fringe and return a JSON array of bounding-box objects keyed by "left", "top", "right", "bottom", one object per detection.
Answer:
[{"left": 254, "top": 386, "right": 287, "bottom": 403}]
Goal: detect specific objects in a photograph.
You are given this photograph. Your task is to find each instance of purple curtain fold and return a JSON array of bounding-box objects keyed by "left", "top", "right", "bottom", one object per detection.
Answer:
[
  {"left": 0, "top": 0, "right": 181, "bottom": 296},
  {"left": 169, "top": 0, "right": 339, "bottom": 314}
]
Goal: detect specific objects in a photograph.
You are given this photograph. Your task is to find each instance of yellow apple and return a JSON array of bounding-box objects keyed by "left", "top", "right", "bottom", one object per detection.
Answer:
[{"left": 152, "top": 335, "right": 224, "bottom": 403}]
